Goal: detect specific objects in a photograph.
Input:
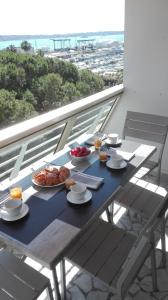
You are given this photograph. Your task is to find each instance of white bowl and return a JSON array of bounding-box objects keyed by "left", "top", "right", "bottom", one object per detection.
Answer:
[{"left": 70, "top": 152, "right": 91, "bottom": 162}]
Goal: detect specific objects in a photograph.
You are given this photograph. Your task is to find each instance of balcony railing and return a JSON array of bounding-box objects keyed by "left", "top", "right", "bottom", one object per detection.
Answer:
[{"left": 0, "top": 85, "right": 124, "bottom": 181}]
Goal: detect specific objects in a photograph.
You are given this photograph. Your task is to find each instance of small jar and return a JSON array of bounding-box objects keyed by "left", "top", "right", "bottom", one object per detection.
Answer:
[
  {"left": 94, "top": 139, "right": 102, "bottom": 150},
  {"left": 99, "top": 151, "right": 107, "bottom": 162}
]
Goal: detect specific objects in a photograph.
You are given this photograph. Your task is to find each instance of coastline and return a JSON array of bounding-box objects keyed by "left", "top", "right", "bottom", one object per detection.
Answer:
[{"left": 0, "top": 31, "right": 124, "bottom": 42}]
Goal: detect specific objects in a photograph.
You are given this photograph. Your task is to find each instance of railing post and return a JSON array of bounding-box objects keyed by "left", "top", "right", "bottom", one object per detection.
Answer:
[
  {"left": 10, "top": 143, "right": 28, "bottom": 181},
  {"left": 54, "top": 118, "right": 76, "bottom": 153},
  {"left": 87, "top": 103, "right": 110, "bottom": 134},
  {"left": 100, "top": 96, "right": 121, "bottom": 132}
]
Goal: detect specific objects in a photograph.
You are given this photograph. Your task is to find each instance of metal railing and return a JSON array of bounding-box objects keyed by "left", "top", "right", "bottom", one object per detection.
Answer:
[{"left": 0, "top": 84, "right": 124, "bottom": 181}]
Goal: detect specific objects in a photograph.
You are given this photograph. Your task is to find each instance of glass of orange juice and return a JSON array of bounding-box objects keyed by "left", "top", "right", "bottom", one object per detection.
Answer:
[
  {"left": 94, "top": 138, "right": 102, "bottom": 150},
  {"left": 99, "top": 151, "right": 107, "bottom": 162},
  {"left": 10, "top": 186, "right": 22, "bottom": 200}
]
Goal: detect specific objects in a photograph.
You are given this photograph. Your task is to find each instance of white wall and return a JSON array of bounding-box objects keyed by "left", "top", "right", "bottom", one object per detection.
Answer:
[{"left": 105, "top": 0, "right": 168, "bottom": 172}]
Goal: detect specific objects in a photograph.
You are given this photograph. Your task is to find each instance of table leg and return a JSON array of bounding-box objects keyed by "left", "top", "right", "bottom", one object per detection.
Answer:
[
  {"left": 106, "top": 205, "right": 113, "bottom": 223},
  {"left": 47, "top": 282, "right": 54, "bottom": 300},
  {"left": 51, "top": 267, "right": 61, "bottom": 300}
]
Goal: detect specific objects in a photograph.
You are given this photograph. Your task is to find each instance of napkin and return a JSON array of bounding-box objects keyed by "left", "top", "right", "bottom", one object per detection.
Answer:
[{"left": 71, "top": 172, "right": 104, "bottom": 189}]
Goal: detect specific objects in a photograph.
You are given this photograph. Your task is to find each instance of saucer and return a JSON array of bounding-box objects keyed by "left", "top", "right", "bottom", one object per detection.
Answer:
[
  {"left": 67, "top": 190, "right": 92, "bottom": 205},
  {"left": 106, "top": 160, "right": 127, "bottom": 170},
  {"left": 0, "top": 204, "right": 29, "bottom": 222},
  {"left": 105, "top": 138, "right": 122, "bottom": 147}
]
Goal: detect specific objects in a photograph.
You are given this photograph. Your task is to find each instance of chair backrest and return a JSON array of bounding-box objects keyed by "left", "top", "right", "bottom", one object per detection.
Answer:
[
  {"left": 123, "top": 111, "right": 168, "bottom": 168},
  {"left": 123, "top": 111, "right": 168, "bottom": 145}
]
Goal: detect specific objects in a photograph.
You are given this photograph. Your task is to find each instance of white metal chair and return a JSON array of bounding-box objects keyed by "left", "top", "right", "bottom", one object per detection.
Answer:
[
  {"left": 123, "top": 111, "right": 168, "bottom": 184},
  {"left": 0, "top": 249, "right": 54, "bottom": 300},
  {"left": 61, "top": 218, "right": 157, "bottom": 300}
]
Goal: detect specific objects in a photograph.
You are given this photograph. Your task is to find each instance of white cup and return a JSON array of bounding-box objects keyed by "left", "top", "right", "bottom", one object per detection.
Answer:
[
  {"left": 108, "top": 133, "right": 119, "bottom": 144},
  {"left": 1, "top": 200, "right": 22, "bottom": 217},
  {"left": 70, "top": 182, "right": 87, "bottom": 201},
  {"left": 110, "top": 155, "right": 123, "bottom": 168}
]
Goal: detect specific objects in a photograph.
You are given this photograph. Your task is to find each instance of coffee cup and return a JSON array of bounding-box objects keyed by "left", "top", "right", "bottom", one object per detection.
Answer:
[
  {"left": 108, "top": 133, "right": 119, "bottom": 144},
  {"left": 109, "top": 154, "right": 123, "bottom": 168},
  {"left": 70, "top": 182, "right": 87, "bottom": 201},
  {"left": 1, "top": 200, "right": 22, "bottom": 217}
]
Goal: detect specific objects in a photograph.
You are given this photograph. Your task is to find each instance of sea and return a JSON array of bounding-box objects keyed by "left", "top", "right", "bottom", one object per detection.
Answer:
[{"left": 0, "top": 33, "right": 124, "bottom": 51}]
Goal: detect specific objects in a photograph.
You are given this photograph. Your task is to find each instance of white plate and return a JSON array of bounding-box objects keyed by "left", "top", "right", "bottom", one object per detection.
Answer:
[
  {"left": 105, "top": 138, "right": 122, "bottom": 146},
  {"left": 0, "top": 204, "right": 29, "bottom": 222},
  {"left": 67, "top": 190, "right": 92, "bottom": 205},
  {"left": 32, "top": 178, "right": 65, "bottom": 188},
  {"left": 106, "top": 160, "right": 127, "bottom": 170}
]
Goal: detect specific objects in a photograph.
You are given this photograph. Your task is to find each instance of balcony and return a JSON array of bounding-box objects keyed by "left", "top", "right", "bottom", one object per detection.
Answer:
[
  {"left": 1, "top": 1, "right": 168, "bottom": 299},
  {"left": 0, "top": 82, "right": 168, "bottom": 299}
]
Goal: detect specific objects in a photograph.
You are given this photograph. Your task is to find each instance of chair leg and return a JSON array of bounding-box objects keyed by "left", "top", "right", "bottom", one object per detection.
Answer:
[
  {"left": 60, "top": 258, "right": 67, "bottom": 300},
  {"left": 156, "top": 163, "right": 161, "bottom": 186},
  {"left": 150, "top": 232, "right": 158, "bottom": 292},
  {"left": 51, "top": 267, "right": 61, "bottom": 300},
  {"left": 47, "top": 282, "right": 54, "bottom": 300},
  {"left": 160, "top": 218, "right": 167, "bottom": 268},
  {"left": 106, "top": 204, "right": 113, "bottom": 224}
]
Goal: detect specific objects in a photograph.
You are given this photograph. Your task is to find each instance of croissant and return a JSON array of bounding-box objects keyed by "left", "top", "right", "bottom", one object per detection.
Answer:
[{"left": 33, "top": 165, "right": 70, "bottom": 186}]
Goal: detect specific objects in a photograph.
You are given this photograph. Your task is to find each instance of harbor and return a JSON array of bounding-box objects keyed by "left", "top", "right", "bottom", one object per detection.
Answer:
[
  {"left": 45, "top": 37, "right": 124, "bottom": 77},
  {"left": 0, "top": 33, "right": 124, "bottom": 77}
]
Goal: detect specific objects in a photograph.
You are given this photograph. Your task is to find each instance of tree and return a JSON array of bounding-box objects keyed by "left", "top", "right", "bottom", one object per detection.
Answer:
[
  {"left": 0, "top": 89, "right": 16, "bottom": 126},
  {"left": 22, "top": 89, "right": 37, "bottom": 106},
  {"left": 103, "top": 69, "right": 123, "bottom": 87},
  {"left": 0, "top": 63, "right": 26, "bottom": 93},
  {"left": 0, "top": 50, "right": 105, "bottom": 128},
  {"left": 52, "top": 59, "right": 79, "bottom": 83},
  {"left": 79, "top": 69, "right": 104, "bottom": 93},
  {"left": 76, "top": 81, "right": 91, "bottom": 97},
  {"left": 6, "top": 45, "right": 17, "bottom": 53},
  {"left": 13, "top": 100, "right": 37, "bottom": 121},
  {"left": 0, "top": 89, "right": 36, "bottom": 127},
  {"left": 62, "top": 82, "right": 80, "bottom": 103},
  {"left": 33, "top": 73, "right": 63, "bottom": 110},
  {"left": 21, "top": 40, "right": 31, "bottom": 51}
]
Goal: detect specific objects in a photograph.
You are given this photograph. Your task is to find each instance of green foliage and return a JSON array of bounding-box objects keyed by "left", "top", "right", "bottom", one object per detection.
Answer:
[
  {"left": 21, "top": 40, "right": 31, "bottom": 51},
  {"left": 103, "top": 69, "right": 123, "bottom": 87},
  {"left": 6, "top": 45, "right": 17, "bottom": 53},
  {"left": 0, "top": 50, "right": 105, "bottom": 127},
  {"left": 0, "top": 89, "right": 36, "bottom": 128},
  {"left": 79, "top": 69, "right": 104, "bottom": 93},
  {"left": 62, "top": 82, "right": 80, "bottom": 102},
  {"left": 76, "top": 81, "right": 91, "bottom": 97},
  {"left": 33, "top": 73, "right": 63, "bottom": 110},
  {"left": 0, "top": 63, "right": 26, "bottom": 92},
  {"left": 13, "top": 100, "right": 37, "bottom": 121},
  {"left": 22, "top": 89, "right": 37, "bottom": 106},
  {"left": 52, "top": 59, "right": 79, "bottom": 83}
]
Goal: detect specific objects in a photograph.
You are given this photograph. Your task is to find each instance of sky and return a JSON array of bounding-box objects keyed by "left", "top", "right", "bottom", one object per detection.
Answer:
[{"left": 0, "top": 0, "right": 125, "bottom": 35}]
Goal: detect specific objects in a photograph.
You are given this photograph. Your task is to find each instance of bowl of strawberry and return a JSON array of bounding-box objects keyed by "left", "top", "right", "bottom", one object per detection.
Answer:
[{"left": 70, "top": 146, "right": 91, "bottom": 161}]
